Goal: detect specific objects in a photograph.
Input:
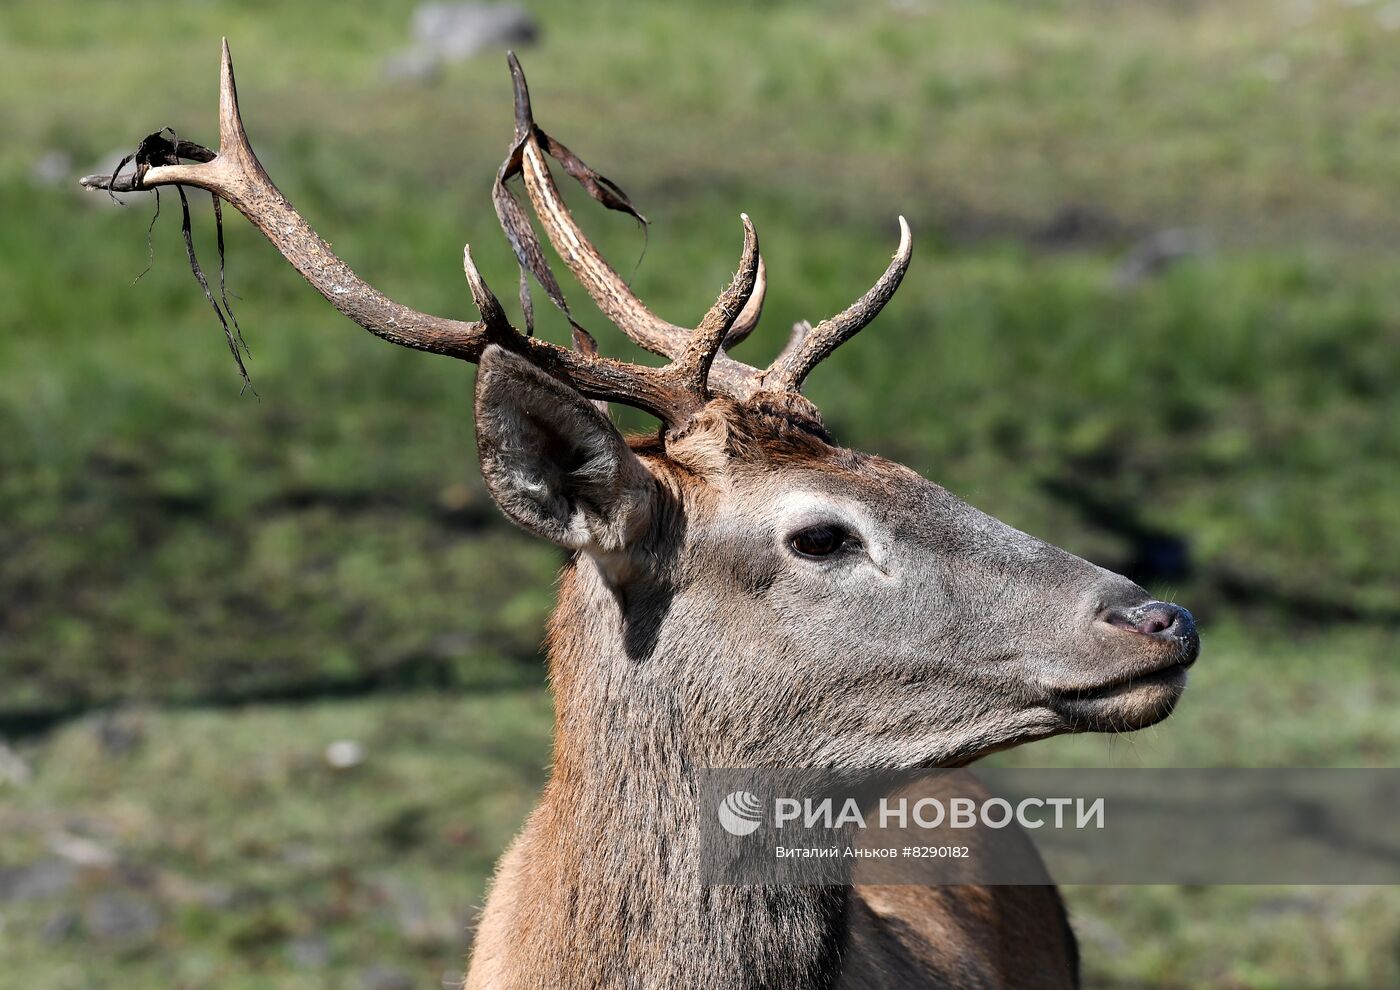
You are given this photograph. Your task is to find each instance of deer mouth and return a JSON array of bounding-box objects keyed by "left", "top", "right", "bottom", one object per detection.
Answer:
[
  {"left": 1048, "top": 656, "right": 1194, "bottom": 732},
  {"left": 1075, "top": 658, "right": 1191, "bottom": 700}
]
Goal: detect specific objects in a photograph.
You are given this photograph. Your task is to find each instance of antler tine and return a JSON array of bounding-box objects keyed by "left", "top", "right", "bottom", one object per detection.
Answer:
[
  {"left": 82, "top": 39, "right": 487, "bottom": 361},
  {"left": 763, "top": 216, "right": 912, "bottom": 392},
  {"left": 216, "top": 36, "right": 257, "bottom": 182},
  {"left": 463, "top": 244, "right": 512, "bottom": 334},
  {"left": 506, "top": 58, "right": 674, "bottom": 360},
  {"left": 775, "top": 320, "right": 813, "bottom": 363},
  {"left": 506, "top": 54, "right": 765, "bottom": 397},
  {"left": 723, "top": 253, "right": 766, "bottom": 350},
  {"left": 78, "top": 39, "right": 712, "bottom": 428},
  {"left": 669, "top": 215, "right": 760, "bottom": 396}
]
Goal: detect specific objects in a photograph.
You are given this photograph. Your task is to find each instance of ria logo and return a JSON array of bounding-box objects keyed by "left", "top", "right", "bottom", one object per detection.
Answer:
[{"left": 718, "top": 790, "right": 763, "bottom": 836}]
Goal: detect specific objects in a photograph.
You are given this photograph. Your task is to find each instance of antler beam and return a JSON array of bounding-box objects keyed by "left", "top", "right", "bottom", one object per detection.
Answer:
[
  {"left": 78, "top": 40, "right": 758, "bottom": 427},
  {"left": 79, "top": 40, "right": 911, "bottom": 432},
  {"left": 82, "top": 39, "right": 488, "bottom": 362},
  {"left": 502, "top": 53, "right": 768, "bottom": 397}
]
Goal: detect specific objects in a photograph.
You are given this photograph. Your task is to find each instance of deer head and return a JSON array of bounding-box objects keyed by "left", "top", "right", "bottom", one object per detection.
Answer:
[{"left": 82, "top": 42, "right": 1197, "bottom": 775}]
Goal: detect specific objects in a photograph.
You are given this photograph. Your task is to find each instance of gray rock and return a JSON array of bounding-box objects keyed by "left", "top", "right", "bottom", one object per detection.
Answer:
[
  {"left": 30, "top": 150, "right": 73, "bottom": 187},
  {"left": 47, "top": 831, "right": 118, "bottom": 868},
  {"left": 287, "top": 933, "right": 332, "bottom": 969},
  {"left": 0, "top": 860, "right": 75, "bottom": 903},
  {"left": 82, "top": 890, "right": 162, "bottom": 944},
  {"left": 383, "top": 3, "right": 539, "bottom": 81},
  {"left": 325, "top": 739, "right": 367, "bottom": 770},
  {"left": 93, "top": 706, "right": 148, "bottom": 755},
  {"left": 412, "top": 3, "right": 538, "bottom": 60},
  {"left": 0, "top": 740, "right": 30, "bottom": 786},
  {"left": 1112, "top": 228, "right": 1209, "bottom": 289}
]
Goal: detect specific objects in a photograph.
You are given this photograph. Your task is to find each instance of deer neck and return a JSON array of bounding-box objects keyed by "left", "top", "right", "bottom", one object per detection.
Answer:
[{"left": 485, "top": 560, "right": 847, "bottom": 988}]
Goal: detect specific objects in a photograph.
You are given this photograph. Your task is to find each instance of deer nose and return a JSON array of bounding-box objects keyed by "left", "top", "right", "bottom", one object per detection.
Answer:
[{"left": 1104, "top": 601, "right": 1196, "bottom": 641}]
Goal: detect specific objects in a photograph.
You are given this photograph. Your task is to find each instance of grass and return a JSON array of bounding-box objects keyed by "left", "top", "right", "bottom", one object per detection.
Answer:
[
  {"left": 1, "top": 0, "right": 1398, "bottom": 986},
  {"left": 0, "top": 693, "right": 553, "bottom": 990}
]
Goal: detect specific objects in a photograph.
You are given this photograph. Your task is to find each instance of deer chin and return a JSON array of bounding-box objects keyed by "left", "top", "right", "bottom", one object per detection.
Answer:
[{"left": 1049, "top": 661, "right": 1191, "bottom": 732}]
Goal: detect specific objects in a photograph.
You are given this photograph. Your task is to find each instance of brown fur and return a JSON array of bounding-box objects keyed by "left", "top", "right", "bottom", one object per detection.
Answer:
[{"left": 464, "top": 348, "right": 1195, "bottom": 988}]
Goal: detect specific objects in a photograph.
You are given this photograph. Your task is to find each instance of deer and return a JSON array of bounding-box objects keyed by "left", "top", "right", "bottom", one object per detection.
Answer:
[{"left": 82, "top": 41, "right": 1200, "bottom": 990}]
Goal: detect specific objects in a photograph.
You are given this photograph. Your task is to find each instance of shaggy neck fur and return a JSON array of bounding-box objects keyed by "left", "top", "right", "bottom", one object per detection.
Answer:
[{"left": 484, "top": 559, "right": 847, "bottom": 988}]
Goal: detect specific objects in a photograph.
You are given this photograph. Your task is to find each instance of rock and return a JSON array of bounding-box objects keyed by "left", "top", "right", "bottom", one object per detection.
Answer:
[
  {"left": 412, "top": 3, "right": 538, "bottom": 60},
  {"left": 1112, "top": 228, "right": 1208, "bottom": 289},
  {"left": 30, "top": 150, "right": 73, "bottom": 187},
  {"left": 47, "top": 831, "right": 118, "bottom": 868},
  {"left": 325, "top": 739, "right": 367, "bottom": 770},
  {"left": 82, "top": 890, "right": 162, "bottom": 944},
  {"left": 0, "top": 740, "right": 30, "bottom": 786},
  {"left": 383, "top": 3, "right": 539, "bottom": 81},
  {"left": 287, "top": 933, "right": 332, "bottom": 969},
  {"left": 93, "top": 706, "right": 148, "bottom": 755},
  {"left": 0, "top": 860, "right": 76, "bottom": 903}
]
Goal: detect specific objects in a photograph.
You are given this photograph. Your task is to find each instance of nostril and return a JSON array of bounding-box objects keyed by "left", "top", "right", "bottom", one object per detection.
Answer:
[
  {"left": 1106, "top": 601, "right": 1191, "bottom": 638},
  {"left": 1138, "top": 610, "right": 1173, "bottom": 635}
]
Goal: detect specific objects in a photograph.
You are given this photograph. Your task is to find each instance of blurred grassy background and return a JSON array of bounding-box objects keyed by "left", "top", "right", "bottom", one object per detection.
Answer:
[{"left": 0, "top": 0, "right": 1397, "bottom": 987}]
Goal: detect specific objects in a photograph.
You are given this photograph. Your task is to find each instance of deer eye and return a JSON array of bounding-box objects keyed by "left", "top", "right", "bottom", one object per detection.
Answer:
[{"left": 789, "top": 524, "right": 849, "bottom": 558}]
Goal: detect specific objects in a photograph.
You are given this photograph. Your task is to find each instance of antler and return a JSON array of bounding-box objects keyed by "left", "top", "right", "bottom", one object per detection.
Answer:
[
  {"left": 79, "top": 40, "right": 761, "bottom": 428},
  {"left": 497, "top": 52, "right": 912, "bottom": 405},
  {"left": 763, "top": 217, "right": 912, "bottom": 392},
  {"left": 499, "top": 53, "right": 767, "bottom": 397},
  {"left": 79, "top": 40, "right": 910, "bottom": 432}
]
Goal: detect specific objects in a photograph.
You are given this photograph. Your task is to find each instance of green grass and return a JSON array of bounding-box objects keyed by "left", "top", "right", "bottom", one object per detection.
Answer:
[
  {"left": 0, "top": 693, "right": 553, "bottom": 990},
  {"left": 1, "top": 0, "right": 1398, "bottom": 986}
]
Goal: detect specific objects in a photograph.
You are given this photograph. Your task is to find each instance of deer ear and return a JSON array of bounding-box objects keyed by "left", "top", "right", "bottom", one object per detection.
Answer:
[{"left": 474, "top": 345, "right": 655, "bottom": 557}]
